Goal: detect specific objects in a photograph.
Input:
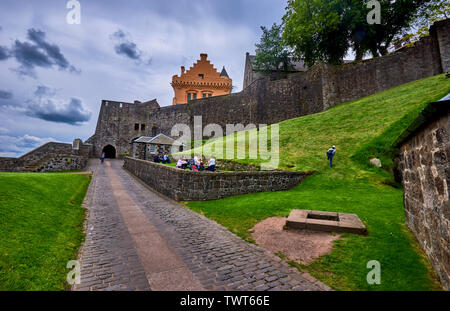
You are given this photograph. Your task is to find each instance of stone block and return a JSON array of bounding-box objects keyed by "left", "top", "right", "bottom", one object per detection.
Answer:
[{"left": 285, "top": 209, "right": 366, "bottom": 235}]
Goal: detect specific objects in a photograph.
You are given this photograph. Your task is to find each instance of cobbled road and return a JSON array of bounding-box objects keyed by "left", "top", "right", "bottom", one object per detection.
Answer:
[{"left": 73, "top": 159, "right": 330, "bottom": 291}]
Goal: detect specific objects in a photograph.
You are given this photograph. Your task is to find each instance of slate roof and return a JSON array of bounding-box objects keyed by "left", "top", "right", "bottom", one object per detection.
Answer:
[
  {"left": 132, "top": 133, "right": 183, "bottom": 145},
  {"left": 220, "top": 66, "right": 229, "bottom": 77}
]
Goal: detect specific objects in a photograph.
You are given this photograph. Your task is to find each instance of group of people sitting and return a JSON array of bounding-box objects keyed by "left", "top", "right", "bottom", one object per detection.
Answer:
[
  {"left": 176, "top": 155, "right": 216, "bottom": 172},
  {"left": 153, "top": 153, "right": 171, "bottom": 164}
]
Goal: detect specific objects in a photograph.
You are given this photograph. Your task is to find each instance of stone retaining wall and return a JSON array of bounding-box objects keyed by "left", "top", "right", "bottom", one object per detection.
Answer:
[
  {"left": 123, "top": 157, "right": 311, "bottom": 201},
  {"left": 396, "top": 100, "right": 449, "bottom": 290},
  {"left": 0, "top": 140, "right": 91, "bottom": 172}
]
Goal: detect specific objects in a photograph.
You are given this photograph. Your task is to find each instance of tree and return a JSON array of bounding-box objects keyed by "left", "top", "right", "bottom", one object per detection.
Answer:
[
  {"left": 361, "top": 0, "right": 432, "bottom": 57},
  {"left": 395, "top": 0, "right": 450, "bottom": 47},
  {"left": 252, "top": 23, "right": 294, "bottom": 74},
  {"left": 282, "top": 0, "right": 433, "bottom": 66},
  {"left": 282, "top": 0, "right": 353, "bottom": 67}
]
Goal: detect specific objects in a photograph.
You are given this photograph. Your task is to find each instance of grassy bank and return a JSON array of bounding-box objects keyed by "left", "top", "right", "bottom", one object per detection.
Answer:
[
  {"left": 185, "top": 74, "right": 450, "bottom": 290},
  {"left": 0, "top": 172, "right": 91, "bottom": 290}
]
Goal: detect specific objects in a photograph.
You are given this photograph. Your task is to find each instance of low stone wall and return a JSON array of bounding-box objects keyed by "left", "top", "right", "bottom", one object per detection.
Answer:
[
  {"left": 216, "top": 159, "right": 260, "bottom": 171},
  {"left": 37, "top": 155, "right": 88, "bottom": 172},
  {"left": 0, "top": 158, "right": 22, "bottom": 172},
  {"left": 123, "top": 157, "right": 311, "bottom": 201},
  {"left": 395, "top": 100, "right": 449, "bottom": 290},
  {"left": 0, "top": 140, "right": 91, "bottom": 172}
]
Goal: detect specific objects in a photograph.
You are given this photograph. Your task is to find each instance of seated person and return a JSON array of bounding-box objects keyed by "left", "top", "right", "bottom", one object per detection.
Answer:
[
  {"left": 163, "top": 153, "right": 170, "bottom": 164},
  {"left": 153, "top": 154, "right": 160, "bottom": 163},
  {"left": 194, "top": 155, "right": 200, "bottom": 167},
  {"left": 188, "top": 158, "right": 196, "bottom": 170},
  {"left": 158, "top": 153, "right": 164, "bottom": 162},
  {"left": 176, "top": 158, "right": 187, "bottom": 169},
  {"left": 199, "top": 159, "right": 205, "bottom": 171},
  {"left": 207, "top": 156, "right": 216, "bottom": 172}
]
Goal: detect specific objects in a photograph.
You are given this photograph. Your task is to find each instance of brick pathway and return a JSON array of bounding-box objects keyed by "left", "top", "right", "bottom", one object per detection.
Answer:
[{"left": 73, "top": 159, "right": 330, "bottom": 291}]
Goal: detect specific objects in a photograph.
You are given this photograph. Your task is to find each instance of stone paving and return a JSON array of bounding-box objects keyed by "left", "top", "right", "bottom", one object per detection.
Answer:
[
  {"left": 72, "top": 161, "right": 150, "bottom": 291},
  {"left": 73, "top": 159, "right": 330, "bottom": 291}
]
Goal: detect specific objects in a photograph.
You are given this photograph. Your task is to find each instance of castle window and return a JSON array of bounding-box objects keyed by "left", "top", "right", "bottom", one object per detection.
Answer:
[
  {"left": 208, "top": 93, "right": 212, "bottom": 97},
  {"left": 193, "top": 93, "right": 197, "bottom": 100},
  {"left": 134, "top": 123, "right": 139, "bottom": 130},
  {"left": 187, "top": 93, "right": 191, "bottom": 101},
  {"left": 202, "top": 93, "right": 206, "bottom": 98},
  {"left": 141, "top": 124, "right": 145, "bottom": 131},
  {"left": 150, "top": 144, "right": 156, "bottom": 154},
  {"left": 199, "top": 74, "right": 204, "bottom": 79}
]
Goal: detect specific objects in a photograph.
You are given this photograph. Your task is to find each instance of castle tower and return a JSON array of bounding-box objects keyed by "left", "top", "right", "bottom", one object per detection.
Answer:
[{"left": 171, "top": 53, "right": 232, "bottom": 105}]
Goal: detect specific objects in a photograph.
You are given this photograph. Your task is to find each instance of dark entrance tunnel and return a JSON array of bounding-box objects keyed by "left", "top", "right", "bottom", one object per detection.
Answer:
[{"left": 102, "top": 145, "right": 116, "bottom": 159}]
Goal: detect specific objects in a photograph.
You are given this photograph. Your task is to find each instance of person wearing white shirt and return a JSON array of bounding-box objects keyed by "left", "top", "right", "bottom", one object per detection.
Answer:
[{"left": 207, "top": 156, "right": 216, "bottom": 172}]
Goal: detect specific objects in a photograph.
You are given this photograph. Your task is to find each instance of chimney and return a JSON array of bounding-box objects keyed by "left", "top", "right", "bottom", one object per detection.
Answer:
[
  {"left": 181, "top": 66, "right": 185, "bottom": 74},
  {"left": 200, "top": 53, "right": 207, "bottom": 61}
]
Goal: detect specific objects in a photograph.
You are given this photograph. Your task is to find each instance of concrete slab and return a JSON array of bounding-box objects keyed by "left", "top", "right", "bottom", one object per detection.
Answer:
[{"left": 285, "top": 209, "right": 367, "bottom": 235}]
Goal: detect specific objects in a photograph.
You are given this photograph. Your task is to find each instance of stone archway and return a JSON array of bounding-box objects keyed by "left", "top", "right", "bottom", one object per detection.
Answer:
[{"left": 102, "top": 145, "right": 116, "bottom": 158}]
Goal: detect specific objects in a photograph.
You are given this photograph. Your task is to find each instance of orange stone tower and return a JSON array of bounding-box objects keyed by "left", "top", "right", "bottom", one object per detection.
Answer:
[{"left": 171, "top": 53, "right": 232, "bottom": 105}]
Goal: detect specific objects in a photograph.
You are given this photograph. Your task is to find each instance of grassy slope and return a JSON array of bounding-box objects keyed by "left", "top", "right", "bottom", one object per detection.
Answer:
[
  {"left": 0, "top": 173, "right": 91, "bottom": 290},
  {"left": 185, "top": 74, "right": 450, "bottom": 290}
]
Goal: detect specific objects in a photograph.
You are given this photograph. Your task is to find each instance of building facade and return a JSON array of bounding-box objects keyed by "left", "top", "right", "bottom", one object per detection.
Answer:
[
  {"left": 131, "top": 134, "right": 183, "bottom": 160},
  {"left": 171, "top": 53, "right": 232, "bottom": 105}
]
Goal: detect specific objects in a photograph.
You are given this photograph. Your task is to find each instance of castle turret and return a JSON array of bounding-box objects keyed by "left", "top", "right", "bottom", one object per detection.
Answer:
[{"left": 171, "top": 53, "right": 232, "bottom": 105}]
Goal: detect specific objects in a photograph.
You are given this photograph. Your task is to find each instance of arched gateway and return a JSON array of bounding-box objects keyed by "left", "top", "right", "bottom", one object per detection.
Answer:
[{"left": 102, "top": 145, "right": 116, "bottom": 158}]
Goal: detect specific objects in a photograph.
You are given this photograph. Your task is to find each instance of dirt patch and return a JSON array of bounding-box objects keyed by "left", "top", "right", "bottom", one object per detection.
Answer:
[{"left": 250, "top": 217, "right": 341, "bottom": 264}]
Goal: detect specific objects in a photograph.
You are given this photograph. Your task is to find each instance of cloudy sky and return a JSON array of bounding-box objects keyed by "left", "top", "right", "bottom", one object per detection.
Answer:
[{"left": 0, "top": 0, "right": 287, "bottom": 157}]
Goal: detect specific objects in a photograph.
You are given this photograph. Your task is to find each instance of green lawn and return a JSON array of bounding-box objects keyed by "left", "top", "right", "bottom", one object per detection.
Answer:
[
  {"left": 0, "top": 172, "right": 91, "bottom": 290},
  {"left": 185, "top": 74, "right": 450, "bottom": 291}
]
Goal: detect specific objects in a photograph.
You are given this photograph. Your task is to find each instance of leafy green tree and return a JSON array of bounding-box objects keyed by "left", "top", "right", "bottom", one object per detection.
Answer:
[
  {"left": 252, "top": 23, "right": 294, "bottom": 74},
  {"left": 395, "top": 0, "right": 450, "bottom": 47},
  {"left": 282, "top": 0, "right": 433, "bottom": 66},
  {"left": 282, "top": 0, "right": 352, "bottom": 66},
  {"left": 361, "top": 0, "right": 432, "bottom": 57}
]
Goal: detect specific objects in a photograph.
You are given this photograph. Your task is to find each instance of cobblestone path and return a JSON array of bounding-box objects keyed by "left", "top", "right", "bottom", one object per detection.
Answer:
[{"left": 73, "top": 159, "right": 330, "bottom": 291}]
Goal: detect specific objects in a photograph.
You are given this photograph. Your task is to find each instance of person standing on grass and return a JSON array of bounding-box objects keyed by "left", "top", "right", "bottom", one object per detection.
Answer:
[
  {"left": 326, "top": 145, "right": 336, "bottom": 167},
  {"left": 100, "top": 152, "right": 105, "bottom": 164}
]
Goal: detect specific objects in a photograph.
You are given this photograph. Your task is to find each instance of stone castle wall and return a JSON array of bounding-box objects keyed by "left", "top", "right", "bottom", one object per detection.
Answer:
[
  {"left": 396, "top": 101, "right": 449, "bottom": 290},
  {"left": 88, "top": 66, "right": 324, "bottom": 157},
  {"left": 88, "top": 19, "right": 449, "bottom": 158},
  {"left": 326, "top": 35, "right": 443, "bottom": 104},
  {"left": 432, "top": 19, "right": 450, "bottom": 73},
  {"left": 123, "top": 157, "right": 310, "bottom": 201}
]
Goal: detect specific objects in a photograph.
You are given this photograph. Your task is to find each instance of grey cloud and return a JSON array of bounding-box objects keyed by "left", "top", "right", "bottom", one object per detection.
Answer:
[
  {"left": 0, "top": 46, "right": 9, "bottom": 60},
  {"left": 27, "top": 29, "right": 70, "bottom": 69},
  {"left": 2, "top": 28, "right": 80, "bottom": 77},
  {"left": 115, "top": 42, "right": 141, "bottom": 60},
  {"left": 34, "top": 85, "right": 55, "bottom": 97},
  {"left": 24, "top": 86, "right": 91, "bottom": 125},
  {"left": 0, "top": 134, "right": 56, "bottom": 157},
  {"left": 0, "top": 89, "right": 13, "bottom": 99},
  {"left": 111, "top": 29, "right": 151, "bottom": 65},
  {"left": 12, "top": 40, "right": 53, "bottom": 69},
  {"left": 0, "top": 85, "right": 91, "bottom": 125}
]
